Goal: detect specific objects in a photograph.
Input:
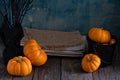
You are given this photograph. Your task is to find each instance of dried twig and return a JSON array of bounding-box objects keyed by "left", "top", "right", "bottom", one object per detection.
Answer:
[
  {"left": 0, "top": 0, "right": 34, "bottom": 27},
  {"left": 3, "top": 0, "right": 8, "bottom": 15},
  {"left": 19, "top": 0, "right": 33, "bottom": 24}
]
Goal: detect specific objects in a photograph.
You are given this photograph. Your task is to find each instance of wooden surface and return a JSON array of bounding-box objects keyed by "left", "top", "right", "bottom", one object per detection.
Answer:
[{"left": 0, "top": 41, "right": 120, "bottom": 80}]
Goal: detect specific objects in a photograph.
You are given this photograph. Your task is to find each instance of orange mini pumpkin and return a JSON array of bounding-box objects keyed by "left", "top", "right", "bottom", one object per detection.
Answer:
[
  {"left": 81, "top": 54, "right": 101, "bottom": 73},
  {"left": 7, "top": 56, "right": 32, "bottom": 76},
  {"left": 88, "top": 27, "right": 111, "bottom": 43},
  {"left": 24, "top": 39, "right": 41, "bottom": 49},
  {"left": 23, "top": 39, "right": 47, "bottom": 66}
]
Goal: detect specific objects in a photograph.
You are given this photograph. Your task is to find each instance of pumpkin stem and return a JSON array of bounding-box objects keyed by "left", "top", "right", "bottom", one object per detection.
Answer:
[
  {"left": 87, "top": 56, "right": 91, "bottom": 62},
  {"left": 18, "top": 56, "right": 22, "bottom": 62}
]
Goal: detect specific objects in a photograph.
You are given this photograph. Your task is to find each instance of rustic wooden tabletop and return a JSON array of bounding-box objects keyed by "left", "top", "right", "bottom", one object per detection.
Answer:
[{"left": 0, "top": 41, "right": 120, "bottom": 80}]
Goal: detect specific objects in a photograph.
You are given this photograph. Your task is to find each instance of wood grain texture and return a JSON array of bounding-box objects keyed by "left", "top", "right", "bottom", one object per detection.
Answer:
[
  {"left": 112, "top": 46, "right": 120, "bottom": 80},
  {"left": 0, "top": 63, "right": 12, "bottom": 80},
  {"left": 92, "top": 66, "right": 116, "bottom": 80},
  {"left": 61, "top": 57, "right": 93, "bottom": 80},
  {"left": 0, "top": 41, "right": 120, "bottom": 80},
  {"left": 32, "top": 56, "right": 61, "bottom": 80}
]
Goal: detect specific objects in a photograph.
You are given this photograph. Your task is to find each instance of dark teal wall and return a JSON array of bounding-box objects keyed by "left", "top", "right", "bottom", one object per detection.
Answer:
[
  {"left": 0, "top": 0, "right": 120, "bottom": 43},
  {"left": 22, "top": 0, "right": 120, "bottom": 44},
  {"left": 22, "top": 0, "right": 119, "bottom": 33}
]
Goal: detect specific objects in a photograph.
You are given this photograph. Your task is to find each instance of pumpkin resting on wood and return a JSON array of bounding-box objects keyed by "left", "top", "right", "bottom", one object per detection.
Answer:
[
  {"left": 7, "top": 56, "right": 32, "bottom": 76},
  {"left": 81, "top": 54, "right": 101, "bottom": 73},
  {"left": 23, "top": 39, "right": 47, "bottom": 66},
  {"left": 88, "top": 27, "right": 111, "bottom": 43}
]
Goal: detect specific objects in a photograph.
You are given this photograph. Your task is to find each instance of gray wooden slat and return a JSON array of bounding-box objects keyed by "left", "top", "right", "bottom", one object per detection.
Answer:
[
  {"left": 0, "top": 40, "right": 120, "bottom": 80},
  {"left": 0, "top": 41, "right": 12, "bottom": 80},
  {"left": 112, "top": 46, "right": 120, "bottom": 80},
  {"left": 32, "top": 56, "right": 61, "bottom": 80},
  {"left": 61, "top": 58, "right": 93, "bottom": 80},
  {"left": 92, "top": 66, "right": 116, "bottom": 80},
  {"left": 0, "top": 63, "right": 12, "bottom": 80}
]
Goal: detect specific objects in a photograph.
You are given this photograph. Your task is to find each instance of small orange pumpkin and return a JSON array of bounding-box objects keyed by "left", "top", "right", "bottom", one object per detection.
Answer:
[
  {"left": 24, "top": 39, "right": 41, "bottom": 50},
  {"left": 88, "top": 27, "right": 111, "bottom": 43},
  {"left": 24, "top": 39, "right": 38, "bottom": 45},
  {"left": 23, "top": 39, "right": 47, "bottom": 66},
  {"left": 81, "top": 54, "right": 101, "bottom": 73},
  {"left": 7, "top": 56, "right": 32, "bottom": 76}
]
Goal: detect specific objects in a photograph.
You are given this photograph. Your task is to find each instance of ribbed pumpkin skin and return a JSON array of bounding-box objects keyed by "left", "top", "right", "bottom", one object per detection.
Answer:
[
  {"left": 7, "top": 56, "right": 32, "bottom": 76},
  {"left": 26, "top": 49, "right": 47, "bottom": 66},
  {"left": 24, "top": 44, "right": 40, "bottom": 55},
  {"left": 24, "top": 39, "right": 38, "bottom": 46},
  {"left": 88, "top": 27, "right": 111, "bottom": 43},
  {"left": 24, "top": 39, "right": 41, "bottom": 50},
  {"left": 81, "top": 54, "right": 101, "bottom": 73},
  {"left": 23, "top": 39, "right": 47, "bottom": 66}
]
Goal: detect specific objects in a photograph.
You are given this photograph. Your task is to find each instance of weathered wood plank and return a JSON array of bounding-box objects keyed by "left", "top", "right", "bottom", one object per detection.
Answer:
[
  {"left": 0, "top": 63, "right": 12, "bottom": 80},
  {"left": 61, "top": 57, "right": 93, "bottom": 80},
  {"left": 0, "top": 39, "right": 120, "bottom": 80},
  {"left": 32, "top": 56, "right": 61, "bottom": 80},
  {"left": 0, "top": 56, "right": 61, "bottom": 80},
  {"left": 112, "top": 46, "right": 120, "bottom": 80},
  {"left": 92, "top": 66, "right": 116, "bottom": 80}
]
